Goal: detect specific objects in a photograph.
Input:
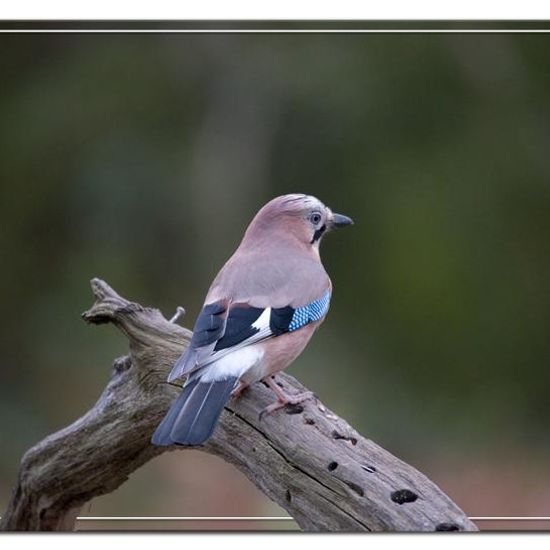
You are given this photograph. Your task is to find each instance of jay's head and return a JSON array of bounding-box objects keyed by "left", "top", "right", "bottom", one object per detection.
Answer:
[{"left": 243, "top": 194, "right": 353, "bottom": 250}]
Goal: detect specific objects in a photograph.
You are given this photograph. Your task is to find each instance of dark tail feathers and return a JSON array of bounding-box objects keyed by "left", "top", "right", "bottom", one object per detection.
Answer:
[{"left": 151, "top": 376, "right": 237, "bottom": 446}]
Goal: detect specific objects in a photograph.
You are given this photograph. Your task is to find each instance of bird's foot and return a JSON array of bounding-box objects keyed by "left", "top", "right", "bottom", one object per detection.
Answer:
[
  {"left": 230, "top": 381, "right": 249, "bottom": 399},
  {"left": 259, "top": 391, "right": 315, "bottom": 420},
  {"left": 259, "top": 376, "right": 315, "bottom": 420}
]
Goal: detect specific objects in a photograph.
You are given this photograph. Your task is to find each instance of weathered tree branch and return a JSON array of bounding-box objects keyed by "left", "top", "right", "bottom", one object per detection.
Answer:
[{"left": 0, "top": 279, "right": 477, "bottom": 532}]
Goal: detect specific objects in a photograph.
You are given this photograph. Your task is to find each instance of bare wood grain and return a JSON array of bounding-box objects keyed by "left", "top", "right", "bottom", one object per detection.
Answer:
[{"left": 0, "top": 279, "right": 477, "bottom": 532}]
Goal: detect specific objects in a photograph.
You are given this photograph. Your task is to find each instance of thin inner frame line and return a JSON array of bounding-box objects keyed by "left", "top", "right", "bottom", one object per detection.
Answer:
[
  {"left": 1, "top": 29, "right": 550, "bottom": 34},
  {"left": 1, "top": 515, "right": 549, "bottom": 521},
  {"left": 66, "top": 516, "right": 550, "bottom": 521},
  {"left": 76, "top": 516, "right": 295, "bottom": 521}
]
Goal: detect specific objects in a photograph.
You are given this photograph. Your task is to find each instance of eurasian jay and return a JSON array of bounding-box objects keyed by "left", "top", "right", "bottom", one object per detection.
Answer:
[{"left": 152, "top": 193, "right": 353, "bottom": 446}]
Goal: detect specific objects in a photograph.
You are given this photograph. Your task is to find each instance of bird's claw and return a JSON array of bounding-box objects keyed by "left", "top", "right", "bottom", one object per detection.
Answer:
[{"left": 258, "top": 391, "right": 315, "bottom": 421}]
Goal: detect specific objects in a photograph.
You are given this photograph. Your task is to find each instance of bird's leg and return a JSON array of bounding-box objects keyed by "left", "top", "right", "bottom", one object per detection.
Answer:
[
  {"left": 230, "top": 380, "right": 249, "bottom": 399},
  {"left": 259, "top": 376, "right": 315, "bottom": 419}
]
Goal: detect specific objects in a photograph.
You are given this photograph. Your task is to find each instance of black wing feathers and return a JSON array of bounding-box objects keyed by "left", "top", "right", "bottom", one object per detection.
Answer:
[
  {"left": 167, "top": 301, "right": 229, "bottom": 381},
  {"left": 168, "top": 300, "right": 298, "bottom": 383},
  {"left": 189, "top": 302, "right": 227, "bottom": 348},
  {"left": 214, "top": 306, "right": 263, "bottom": 351},
  {"left": 195, "top": 302, "right": 296, "bottom": 351},
  {"left": 270, "top": 306, "right": 295, "bottom": 335}
]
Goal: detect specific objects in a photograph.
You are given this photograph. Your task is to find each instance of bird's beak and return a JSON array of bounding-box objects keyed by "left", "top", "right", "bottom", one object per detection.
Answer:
[{"left": 330, "top": 212, "right": 354, "bottom": 229}]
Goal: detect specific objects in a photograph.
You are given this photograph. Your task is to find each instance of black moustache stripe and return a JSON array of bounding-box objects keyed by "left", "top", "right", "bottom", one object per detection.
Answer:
[{"left": 311, "top": 224, "right": 326, "bottom": 244}]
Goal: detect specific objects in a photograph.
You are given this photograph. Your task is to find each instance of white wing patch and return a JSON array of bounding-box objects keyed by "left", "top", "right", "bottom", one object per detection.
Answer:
[
  {"left": 199, "top": 346, "right": 265, "bottom": 382},
  {"left": 251, "top": 307, "right": 272, "bottom": 337}
]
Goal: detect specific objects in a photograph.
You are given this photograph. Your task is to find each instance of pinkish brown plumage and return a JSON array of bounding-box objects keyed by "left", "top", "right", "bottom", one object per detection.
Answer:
[{"left": 152, "top": 194, "right": 353, "bottom": 447}]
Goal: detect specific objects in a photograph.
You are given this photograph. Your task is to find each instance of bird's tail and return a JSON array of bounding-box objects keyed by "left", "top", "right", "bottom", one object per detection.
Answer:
[{"left": 151, "top": 376, "right": 238, "bottom": 446}]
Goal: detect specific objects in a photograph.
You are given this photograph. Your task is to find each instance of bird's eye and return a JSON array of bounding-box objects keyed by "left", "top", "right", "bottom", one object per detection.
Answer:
[{"left": 310, "top": 212, "right": 322, "bottom": 225}]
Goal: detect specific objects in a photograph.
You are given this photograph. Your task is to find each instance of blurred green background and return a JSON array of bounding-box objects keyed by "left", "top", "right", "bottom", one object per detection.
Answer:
[{"left": 2, "top": 32, "right": 550, "bottom": 528}]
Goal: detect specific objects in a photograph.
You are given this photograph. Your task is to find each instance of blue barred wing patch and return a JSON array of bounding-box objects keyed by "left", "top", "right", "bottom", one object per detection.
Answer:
[{"left": 288, "top": 290, "right": 331, "bottom": 332}]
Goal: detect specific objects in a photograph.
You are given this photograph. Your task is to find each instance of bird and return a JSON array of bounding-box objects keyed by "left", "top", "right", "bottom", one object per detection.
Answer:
[{"left": 151, "top": 193, "right": 353, "bottom": 447}]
